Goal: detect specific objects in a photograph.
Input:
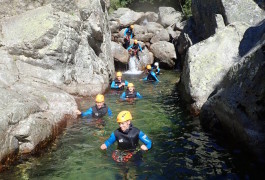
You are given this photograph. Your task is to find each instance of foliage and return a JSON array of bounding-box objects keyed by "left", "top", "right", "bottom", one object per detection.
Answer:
[{"left": 182, "top": 0, "right": 192, "bottom": 18}]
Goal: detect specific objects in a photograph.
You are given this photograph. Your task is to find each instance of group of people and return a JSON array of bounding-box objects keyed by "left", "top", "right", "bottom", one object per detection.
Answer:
[{"left": 75, "top": 24, "right": 163, "bottom": 162}]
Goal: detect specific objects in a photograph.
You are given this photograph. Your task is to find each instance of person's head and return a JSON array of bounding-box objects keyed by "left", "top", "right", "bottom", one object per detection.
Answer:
[
  {"left": 117, "top": 111, "right": 132, "bottom": 132},
  {"left": 95, "top": 94, "right": 104, "bottom": 109},
  {"left": 154, "top": 62, "right": 159, "bottom": 68},
  {"left": 127, "top": 83, "right": 135, "bottom": 92},
  {"left": 146, "top": 64, "right": 151, "bottom": 71},
  {"left": 130, "top": 25, "right": 134, "bottom": 29},
  {"left": 134, "top": 39, "right": 138, "bottom": 44},
  {"left": 116, "top": 71, "right": 122, "bottom": 81}
]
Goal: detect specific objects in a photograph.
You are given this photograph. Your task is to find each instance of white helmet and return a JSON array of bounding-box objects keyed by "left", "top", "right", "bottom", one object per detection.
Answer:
[{"left": 154, "top": 62, "right": 159, "bottom": 67}]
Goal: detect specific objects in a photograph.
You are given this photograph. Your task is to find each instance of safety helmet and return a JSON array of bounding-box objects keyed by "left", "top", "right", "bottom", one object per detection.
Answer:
[
  {"left": 130, "top": 25, "right": 134, "bottom": 29},
  {"left": 95, "top": 94, "right": 104, "bottom": 103},
  {"left": 116, "top": 72, "right": 122, "bottom": 77},
  {"left": 146, "top": 64, "right": 151, "bottom": 70},
  {"left": 134, "top": 39, "right": 138, "bottom": 44},
  {"left": 117, "top": 111, "right": 132, "bottom": 123},
  {"left": 128, "top": 83, "right": 134, "bottom": 87},
  {"left": 154, "top": 62, "right": 159, "bottom": 67}
]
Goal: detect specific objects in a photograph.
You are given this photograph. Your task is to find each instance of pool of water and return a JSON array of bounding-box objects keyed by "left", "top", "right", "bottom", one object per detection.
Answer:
[{"left": 1, "top": 71, "right": 264, "bottom": 179}]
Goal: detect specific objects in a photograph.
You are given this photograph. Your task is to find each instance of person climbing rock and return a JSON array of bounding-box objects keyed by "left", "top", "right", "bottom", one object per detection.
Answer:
[
  {"left": 152, "top": 62, "right": 160, "bottom": 75},
  {"left": 120, "top": 83, "right": 142, "bottom": 101},
  {"left": 111, "top": 72, "right": 129, "bottom": 90},
  {"left": 100, "top": 110, "right": 152, "bottom": 151},
  {"left": 123, "top": 25, "right": 134, "bottom": 49},
  {"left": 127, "top": 39, "right": 142, "bottom": 61},
  {"left": 143, "top": 65, "right": 159, "bottom": 82},
  {"left": 76, "top": 94, "right": 112, "bottom": 118}
]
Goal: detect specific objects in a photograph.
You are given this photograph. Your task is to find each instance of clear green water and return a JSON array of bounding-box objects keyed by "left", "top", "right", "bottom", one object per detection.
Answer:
[{"left": 1, "top": 71, "right": 264, "bottom": 179}]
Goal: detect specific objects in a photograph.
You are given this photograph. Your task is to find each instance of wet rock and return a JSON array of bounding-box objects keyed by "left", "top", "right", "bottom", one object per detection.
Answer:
[
  {"left": 111, "top": 41, "right": 129, "bottom": 63},
  {"left": 138, "top": 48, "right": 154, "bottom": 70}
]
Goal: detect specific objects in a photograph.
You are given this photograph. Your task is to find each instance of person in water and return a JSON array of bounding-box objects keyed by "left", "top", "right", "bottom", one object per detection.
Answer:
[
  {"left": 143, "top": 65, "right": 159, "bottom": 82},
  {"left": 123, "top": 25, "right": 134, "bottom": 49},
  {"left": 127, "top": 39, "right": 143, "bottom": 61},
  {"left": 152, "top": 62, "right": 160, "bottom": 75},
  {"left": 111, "top": 72, "right": 129, "bottom": 90},
  {"left": 100, "top": 110, "right": 152, "bottom": 151},
  {"left": 76, "top": 94, "right": 112, "bottom": 118},
  {"left": 120, "top": 83, "right": 142, "bottom": 101}
]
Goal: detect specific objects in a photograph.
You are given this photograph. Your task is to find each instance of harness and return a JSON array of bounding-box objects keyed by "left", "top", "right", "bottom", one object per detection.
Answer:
[{"left": 91, "top": 104, "right": 108, "bottom": 118}]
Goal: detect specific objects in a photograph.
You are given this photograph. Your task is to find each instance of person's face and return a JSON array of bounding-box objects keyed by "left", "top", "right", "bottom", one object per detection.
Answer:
[
  {"left": 128, "top": 86, "right": 134, "bottom": 92},
  {"left": 117, "top": 76, "right": 122, "bottom": 81},
  {"left": 96, "top": 102, "right": 104, "bottom": 109},
  {"left": 119, "top": 120, "right": 130, "bottom": 132}
]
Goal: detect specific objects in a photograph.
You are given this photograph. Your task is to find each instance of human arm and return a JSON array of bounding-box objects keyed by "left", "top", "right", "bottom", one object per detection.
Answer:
[
  {"left": 124, "top": 28, "right": 128, "bottom": 37},
  {"left": 101, "top": 132, "right": 116, "bottom": 150},
  {"left": 81, "top": 107, "right": 93, "bottom": 117},
  {"left": 142, "top": 76, "right": 147, "bottom": 81},
  {"left": 151, "top": 71, "right": 159, "bottom": 82},
  {"left": 127, "top": 44, "right": 133, "bottom": 51},
  {"left": 136, "top": 92, "right": 142, "bottom": 99},
  {"left": 124, "top": 80, "right": 129, "bottom": 86},
  {"left": 120, "top": 92, "right": 126, "bottom": 100},
  {"left": 139, "top": 131, "right": 152, "bottom": 150},
  {"left": 111, "top": 81, "right": 119, "bottom": 89},
  {"left": 156, "top": 68, "right": 160, "bottom": 74},
  {"left": 138, "top": 44, "right": 143, "bottom": 52}
]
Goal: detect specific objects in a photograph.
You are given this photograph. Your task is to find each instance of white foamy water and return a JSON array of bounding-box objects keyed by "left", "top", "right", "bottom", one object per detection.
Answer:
[{"left": 124, "top": 56, "right": 142, "bottom": 75}]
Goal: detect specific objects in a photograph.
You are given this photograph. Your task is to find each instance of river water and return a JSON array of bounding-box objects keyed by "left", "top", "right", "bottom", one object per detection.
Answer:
[{"left": 1, "top": 71, "right": 264, "bottom": 179}]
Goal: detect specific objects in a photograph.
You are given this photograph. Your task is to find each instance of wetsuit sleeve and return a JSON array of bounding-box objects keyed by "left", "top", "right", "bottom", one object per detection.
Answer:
[
  {"left": 127, "top": 44, "right": 133, "bottom": 51},
  {"left": 138, "top": 44, "right": 142, "bottom": 52},
  {"left": 130, "top": 33, "right": 133, "bottom": 39},
  {"left": 136, "top": 92, "right": 142, "bottom": 99},
  {"left": 104, "top": 132, "right": 116, "bottom": 148},
  {"left": 108, "top": 107, "right": 113, "bottom": 117},
  {"left": 139, "top": 131, "right": 152, "bottom": 149},
  {"left": 124, "top": 28, "right": 128, "bottom": 37},
  {"left": 111, "top": 81, "right": 119, "bottom": 89},
  {"left": 81, "top": 107, "right": 93, "bottom": 117},
  {"left": 151, "top": 71, "right": 159, "bottom": 82},
  {"left": 157, "top": 68, "right": 160, "bottom": 74},
  {"left": 120, "top": 92, "right": 126, "bottom": 100},
  {"left": 143, "top": 76, "right": 147, "bottom": 81},
  {"left": 125, "top": 80, "right": 129, "bottom": 86}
]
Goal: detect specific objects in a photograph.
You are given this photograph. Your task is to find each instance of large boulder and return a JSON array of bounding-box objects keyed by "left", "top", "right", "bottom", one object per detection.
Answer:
[
  {"left": 111, "top": 41, "right": 129, "bottom": 63},
  {"left": 146, "top": 22, "right": 164, "bottom": 34},
  {"left": 150, "top": 41, "right": 176, "bottom": 68},
  {"left": 144, "top": 12, "right": 158, "bottom": 22},
  {"left": 138, "top": 48, "right": 154, "bottom": 69},
  {"left": 150, "top": 29, "right": 170, "bottom": 44},
  {"left": 0, "top": 0, "right": 113, "bottom": 168},
  {"left": 180, "top": 22, "right": 249, "bottom": 113},
  {"left": 192, "top": 0, "right": 265, "bottom": 40},
  {"left": 110, "top": 8, "right": 144, "bottom": 26},
  {"left": 158, "top": 7, "right": 182, "bottom": 28},
  {"left": 200, "top": 35, "right": 265, "bottom": 156}
]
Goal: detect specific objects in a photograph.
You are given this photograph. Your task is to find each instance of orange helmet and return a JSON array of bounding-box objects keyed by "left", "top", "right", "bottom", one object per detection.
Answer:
[
  {"left": 128, "top": 83, "right": 134, "bottom": 87},
  {"left": 95, "top": 94, "right": 104, "bottom": 103},
  {"left": 146, "top": 65, "right": 151, "bottom": 70},
  {"left": 134, "top": 39, "right": 138, "bottom": 44},
  {"left": 116, "top": 72, "right": 122, "bottom": 77},
  {"left": 117, "top": 111, "right": 132, "bottom": 123},
  {"left": 130, "top": 25, "right": 134, "bottom": 29}
]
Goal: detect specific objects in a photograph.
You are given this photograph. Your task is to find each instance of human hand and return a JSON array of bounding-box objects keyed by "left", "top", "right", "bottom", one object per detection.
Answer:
[
  {"left": 100, "top": 144, "right": 107, "bottom": 150},
  {"left": 140, "top": 145, "right": 148, "bottom": 151},
  {"left": 75, "top": 110, "right": 81, "bottom": 115}
]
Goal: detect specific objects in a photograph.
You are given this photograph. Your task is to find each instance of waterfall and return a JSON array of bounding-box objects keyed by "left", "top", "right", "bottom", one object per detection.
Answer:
[{"left": 124, "top": 56, "right": 142, "bottom": 74}]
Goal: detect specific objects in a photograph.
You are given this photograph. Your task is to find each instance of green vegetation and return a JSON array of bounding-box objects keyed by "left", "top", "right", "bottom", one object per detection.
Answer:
[{"left": 182, "top": 0, "right": 192, "bottom": 18}]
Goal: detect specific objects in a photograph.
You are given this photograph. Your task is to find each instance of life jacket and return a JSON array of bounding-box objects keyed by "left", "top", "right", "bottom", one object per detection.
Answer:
[
  {"left": 125, "top": 90, "right": 137, "bottom": 98},
  {"left": 114, "top": 124, "right": 140, "bottom": 150},
  {"left": 91, "top": 104, "right": 108, "bottom": 118},
  {"left": 132, "top": 43, "right": 139, "bottom": 50},
  {"left": 147, "top": 71, "right": 157, "bottom": 81},
  {"left": 126, "top": 28, "right": 133, "bottom": 36},
  {"left": 114, "top": 78, "right": 125, "bottom": 90}
]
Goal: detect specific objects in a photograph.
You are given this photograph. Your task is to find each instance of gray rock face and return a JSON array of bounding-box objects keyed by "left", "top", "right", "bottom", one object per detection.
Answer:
[
  {"left": 158, "top": 7, "right": 182, "bottom": 28},
  {"left": 0, "top": 0, "right": 113, "bottom": 167},
  {"left": 150, "top": 29, "right": 170, "bottom": 44},
  {"left": 150, "top": 41, "right": 176, "bottom": 68},
  {"left": 110, "top": 8, "right": 144, "bottom": 26},
  {"left": 144, "top": 12, "right": 158, "bottom": 22},
  {"left": 138, "top": 48, "right": 154, "bottom": 69},
  {"left": 146, "top": 22, "right": 164, "bottom": 34},
  {"left": 200, "top": 36, "right": 265, "bottom": 155},
  {"left": 111, "top": 41, "right": 129, "bottom": 63},
  {"left": 192, "top": 0, "right": 265, "bottom": 40},
  {"left": 180, "top": 22, "right": 249, "bottom": 112}
]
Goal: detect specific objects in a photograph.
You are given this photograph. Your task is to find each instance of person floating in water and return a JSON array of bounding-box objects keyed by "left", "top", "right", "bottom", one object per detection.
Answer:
[
  {"left": 100, "top": 110, "right": 152, "bottom": 151},
  {"left": 143, "top": 65, "right": 159, "bottom": 82},
  {"left": 123, "top": 25, "right": 134, "bottom": 49},
  {"left": 127, "top": 39, "right": 143, "bottom": 61},
  {"left": 111, "top": 72, "right": 129, "bottom": 90},
  {"left": 120, "top": 83, "right": 142, "bottom": 101},
  {"left": 76, "top": 94, "right": 112, "bottom": 118},
  {"left": 152, "top": 62, "right": 160, "bottom": 75}
]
